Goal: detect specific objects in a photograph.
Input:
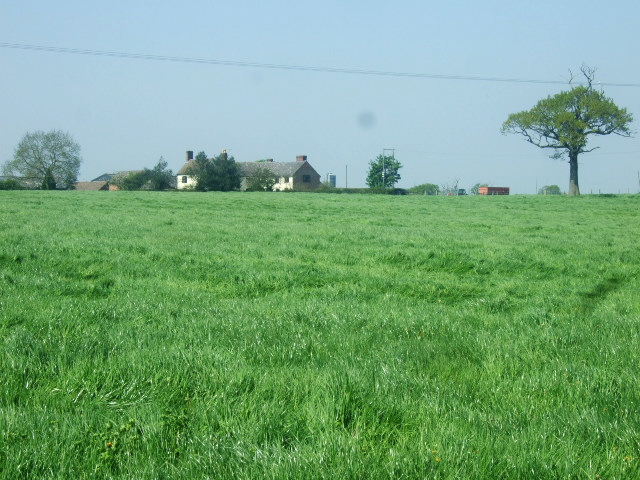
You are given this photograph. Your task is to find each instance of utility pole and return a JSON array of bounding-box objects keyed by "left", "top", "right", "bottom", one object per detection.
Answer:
[
  {"left": 345, "top": 165, "right": 348, "bottom": 188},
  {"left": 382, "top": 148, "right": 395, "bottom": 188}
]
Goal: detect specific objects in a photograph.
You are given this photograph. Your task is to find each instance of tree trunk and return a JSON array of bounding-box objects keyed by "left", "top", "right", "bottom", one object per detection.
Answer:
[{"left": 568, "top": 152, "right": 580, "bottom": 196}]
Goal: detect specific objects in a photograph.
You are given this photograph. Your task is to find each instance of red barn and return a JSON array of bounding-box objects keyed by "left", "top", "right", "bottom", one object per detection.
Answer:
[{"left": 478, "top": 186, "right": 510, "bottom": 195}]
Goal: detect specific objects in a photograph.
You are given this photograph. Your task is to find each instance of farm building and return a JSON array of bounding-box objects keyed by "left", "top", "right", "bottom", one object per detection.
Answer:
[
  {"left": 74, "top": 181, "right": 111, "bottom": 191},
  {"left": 75, "top": 171, "right": 146, "bottom": 191},
  {"left": 177, "top": 151, "right": 321, "bottom": 191},
  {"left": 478, "top": 186, "right": 510, "bottom": 195}
]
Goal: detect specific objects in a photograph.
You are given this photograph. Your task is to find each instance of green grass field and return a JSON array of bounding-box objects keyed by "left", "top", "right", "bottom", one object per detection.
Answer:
[{"left": 1, "top": 191, "right": 639, "bottom": 479}]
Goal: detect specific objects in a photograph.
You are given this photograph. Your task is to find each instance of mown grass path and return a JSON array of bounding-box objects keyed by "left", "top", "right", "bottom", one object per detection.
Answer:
[{"left": 1, "top": 192, "right": 639, "bottom": 479}]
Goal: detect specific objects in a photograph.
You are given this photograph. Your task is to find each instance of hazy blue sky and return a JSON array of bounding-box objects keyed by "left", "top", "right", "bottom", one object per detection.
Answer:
[{"left": 1, "top": 1, "right": 638, "bottom": 192}]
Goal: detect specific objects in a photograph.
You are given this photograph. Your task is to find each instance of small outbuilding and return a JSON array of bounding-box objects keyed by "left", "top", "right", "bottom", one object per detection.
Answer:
[{"left": 478, "top": 186, "right": 510, "bottom": 195}]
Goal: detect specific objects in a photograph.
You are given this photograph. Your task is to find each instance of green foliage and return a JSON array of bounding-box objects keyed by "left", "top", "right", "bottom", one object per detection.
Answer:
[
  {"left": 194, "top": 151, "right": 208, "bottom": 163},
  {"left": 502, "top": 85, "right": 633, "bottom": 155},
  {"left": 3, "top": 130, "right": 81, "bottom": 189},
  {"left": 409, "top": 183, "right": 439, "bottom": 195},
  {"left": 0, "top": 178, "right": 25, "bottom": 190},
  {"left": 147, "top": 157, "right": 174, "bottom": 190},
  {"left": 539, "top": 184, "right": 562, "bottom": 195},
  {"left": 192, "top": 152, "right": 241, "bottom": 192},
  {"left": 2, "top": 191, "right": 640, "bottom": 478},
  {"left": 41, "top": 169, "right": 57, "bottom": 190},
  {"left": 111, "top": 171, "right": 147, "bottom": 190},
  {"left": 366, "top": 154, "right": 402, "bottom": 188},
  {"left": 245, "top": 166, "right": 277, "bottom": 191},
  {"left": 501, "top": 68, "right": 633, "bottom": 195},
  {"left": 112, "top": 158, "right": 174, "bottom": 191},
  {"left": 470, "top": 183, "right": 489, "bottom": 195}
]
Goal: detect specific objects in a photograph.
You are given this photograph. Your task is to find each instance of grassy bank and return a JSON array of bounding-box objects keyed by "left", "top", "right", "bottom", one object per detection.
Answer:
[{"left": 1, "top": 191, "right": 639, "bottom": 479}]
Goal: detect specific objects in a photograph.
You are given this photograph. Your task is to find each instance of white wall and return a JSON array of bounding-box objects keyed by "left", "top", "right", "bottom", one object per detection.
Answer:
[{"left": 176, "top": 175, "right": 197, "bottom": 190}]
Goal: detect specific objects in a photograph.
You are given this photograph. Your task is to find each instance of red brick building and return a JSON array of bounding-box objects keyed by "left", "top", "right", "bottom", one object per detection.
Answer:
[{"left": 478, "top": 186, "right": 510, "bottom": 195}]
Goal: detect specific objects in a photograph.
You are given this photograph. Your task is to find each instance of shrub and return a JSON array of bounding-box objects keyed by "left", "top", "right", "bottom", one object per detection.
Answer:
[
  {"left": 409, "top": 183, "right": 439, "bottom": 195},
  {"left": 0, "top": 179, "right": 25, "bottom": 190}
]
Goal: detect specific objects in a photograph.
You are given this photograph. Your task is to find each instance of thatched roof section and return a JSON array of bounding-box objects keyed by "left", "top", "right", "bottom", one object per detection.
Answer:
[
  {"left": 177, "top": 160, "right": 197, "bottom": 175},
  {"left": 176, "top": 160, "right": 307, "bottom": 178},
  {"left": 75, "top": 181, "right": 108, "bottom": 191}
]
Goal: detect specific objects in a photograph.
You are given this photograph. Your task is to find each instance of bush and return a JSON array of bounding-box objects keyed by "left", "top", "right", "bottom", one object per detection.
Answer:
[
  {"left": 409, "top": 183, "right": 439, "bottom": 195},
  {"left": 192, "top": 152, "right": 241, "bottom": 192},
  {"left": 0, "top": 179, "right": 25, "bottom": 190},
  {"left": 111, "top": 158, "right": 174, "bottom": 191},
  {"left": 245, "top": 167, "right": 277, "bottom": 192},
  {"left": 538, "top": 185, "right": 562, "bottom": 195}
]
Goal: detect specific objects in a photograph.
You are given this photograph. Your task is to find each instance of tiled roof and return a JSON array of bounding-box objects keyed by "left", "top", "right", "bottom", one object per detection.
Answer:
[
  {"left": 237, "top": 162, "right": 305, "bottom": 177},
  {"left": 75, "top": 181, "right": 108, "bottom": 191}
]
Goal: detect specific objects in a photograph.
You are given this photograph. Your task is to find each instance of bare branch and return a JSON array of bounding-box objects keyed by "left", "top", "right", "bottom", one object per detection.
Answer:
[
  {"left": 580, "top": 146, "right": 600, "bottom": 153},
  {"left": 580, "top": 64, "right": 596, "bottom": 88}
]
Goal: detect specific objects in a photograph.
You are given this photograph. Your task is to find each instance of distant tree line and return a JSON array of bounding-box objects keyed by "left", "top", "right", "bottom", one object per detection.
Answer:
[
  {"left": 408, "top": 183, "right": 439, "bottom": 195},
  {"left": 538, "top": 185, "right": 562, "bottom": 195}
]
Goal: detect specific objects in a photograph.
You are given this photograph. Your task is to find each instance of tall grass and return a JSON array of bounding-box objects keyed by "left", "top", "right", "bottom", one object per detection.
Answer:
[{"left": 1, "top": 191, "right": 639, "bottom": 479}]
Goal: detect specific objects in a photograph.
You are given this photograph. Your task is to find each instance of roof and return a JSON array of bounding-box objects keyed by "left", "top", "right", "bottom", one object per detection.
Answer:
[
  {"left": 92, "top": 173, "right": 115, "bottom": 181},
  {"left": 176, "top": 160, "right": 197, "bottom": 175},
  {"left": 75, "top": 181, "right": 108, "bottom": 191},
  {"left": 238, "top": 161, "right": 306, "bottom": 177},
  {"left": 91, "top": 171, "right": 140, "bottom": 182},
  {"left": 176, "top": 159, "right": 314, "bottom": 178}
]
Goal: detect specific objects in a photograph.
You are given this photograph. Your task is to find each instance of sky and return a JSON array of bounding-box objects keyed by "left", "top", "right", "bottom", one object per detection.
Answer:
[{"left": 1, "top": 0, "right": 639, "bottom": 193}]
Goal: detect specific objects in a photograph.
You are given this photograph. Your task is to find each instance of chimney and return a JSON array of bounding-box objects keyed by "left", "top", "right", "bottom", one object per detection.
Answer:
[
  {"left": 296, "top": 155, "right": 307, "bottom": 162},
  {"left": 186, "top": 150, "right": 194, "bottom": 161}
]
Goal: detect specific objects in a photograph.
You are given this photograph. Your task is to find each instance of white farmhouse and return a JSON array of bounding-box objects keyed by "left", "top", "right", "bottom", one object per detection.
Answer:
[{"left": 176, "top": 151, "right": 321, "bottom": 191}]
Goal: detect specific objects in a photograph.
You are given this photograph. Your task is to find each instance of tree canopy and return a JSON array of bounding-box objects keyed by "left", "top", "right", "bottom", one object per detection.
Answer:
[
  {"left": 366, "top": 154, "right": 402, "bottom": 188},
  {"left": 245, "top": 166, "right": 277, "bottom": 191},
  {"left": 539, "top": 185, "right": 562, "bottom": 195},
  {"left": 192, "top": 151, "right": 241, "bottom": 192},
  {"left": 502, "top": 67, "right": 633, "bottom": 195},
  {"left": 111, "top": 158, "right": 174, "bottom": 191},
  {"left": 409, "top": 183, "right": 439, "bottom": 195},
  {"left": 3, "top": 130, "right": 81, "bottom": 189}
]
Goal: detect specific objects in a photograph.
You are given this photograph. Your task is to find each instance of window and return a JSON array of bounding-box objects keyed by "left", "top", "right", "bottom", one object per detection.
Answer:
[
  {"left": 302, "top": 175, "right": 311, "bottom": 183},
  {"left": 283, "top": 177, "right": 290, "bottom": 183},
  {"left": 181, "top": 176, "right": 188, "bottom": 183}
]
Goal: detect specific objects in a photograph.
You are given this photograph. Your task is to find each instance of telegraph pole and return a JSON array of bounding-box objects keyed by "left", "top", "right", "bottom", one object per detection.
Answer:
[
  {"left": 382, "top": 148, "right": 395, "bottom": 188},
  {"left": 345, "top": 165, "right": 348, "bottom": 188}
]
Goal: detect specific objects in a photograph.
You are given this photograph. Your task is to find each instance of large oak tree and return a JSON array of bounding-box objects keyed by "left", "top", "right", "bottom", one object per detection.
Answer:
[{"left": 502, "top": 68, "right": 633, "bottom": 195}]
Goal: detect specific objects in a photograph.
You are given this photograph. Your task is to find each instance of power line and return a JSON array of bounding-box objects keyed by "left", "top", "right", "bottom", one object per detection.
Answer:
[{"left": 2, "top": 41, "right": 640, "bottom": 88}]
